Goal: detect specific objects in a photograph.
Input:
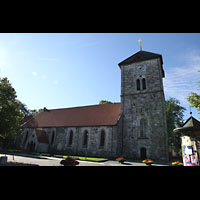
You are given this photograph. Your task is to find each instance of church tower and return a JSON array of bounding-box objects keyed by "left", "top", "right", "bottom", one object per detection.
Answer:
[{"left": 118, "top": 49, "right": 169, "bottom": 161}]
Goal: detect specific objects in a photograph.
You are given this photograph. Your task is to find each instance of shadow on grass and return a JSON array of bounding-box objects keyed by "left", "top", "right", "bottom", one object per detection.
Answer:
[{"left": 119, "top": 162, "right": 132, "bottom": 165}]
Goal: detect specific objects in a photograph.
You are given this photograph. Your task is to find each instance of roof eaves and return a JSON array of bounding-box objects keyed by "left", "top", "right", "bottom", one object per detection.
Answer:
[{"left": 118, "top": 51, "right": 163, "bottom": 68}]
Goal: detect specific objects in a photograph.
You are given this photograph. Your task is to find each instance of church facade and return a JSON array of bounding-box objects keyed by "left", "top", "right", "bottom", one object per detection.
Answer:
[{"left": 21, "top": 50, "right": 169, "bottom": 161}]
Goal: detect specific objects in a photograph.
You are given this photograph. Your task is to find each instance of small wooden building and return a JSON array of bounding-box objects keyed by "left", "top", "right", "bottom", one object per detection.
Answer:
[{"left": 173, "top": 116, "right": 200, "bottom": 165}]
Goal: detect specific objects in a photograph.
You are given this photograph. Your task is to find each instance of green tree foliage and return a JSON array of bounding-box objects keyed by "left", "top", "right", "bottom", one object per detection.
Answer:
[
  {"left": 187, "top": 71, "right": 200, "bottom": 115},
  {"left": 0, "top": 77, "right": 25, "bottom": 149},
  {"left": 165, "top": 98, "right": 186, "bottom": 154},
  {"left": 28, "top": 108, "right": 43, "bottom": 116},
  {"left": 99, "top": 100, "right": 112, "bottom": 104},
  {"left": 187, "top": 92, "right": 200, "bottom": 113}
]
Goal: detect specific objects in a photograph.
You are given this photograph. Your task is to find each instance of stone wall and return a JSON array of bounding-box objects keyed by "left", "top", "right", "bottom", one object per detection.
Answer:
[
  {"left": 21, "top": 128, "right": 48, "bottom": 153},
  {"left": 53, "top": 126, "right": 119, "bottom": 158},
  {"left": 22, "top": 124, "right": 121, "bottom": 159}
]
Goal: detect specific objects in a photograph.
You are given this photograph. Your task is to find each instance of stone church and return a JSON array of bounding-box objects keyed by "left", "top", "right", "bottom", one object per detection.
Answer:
[{"left": 21, "top": 49, "right": 169, "bottom": 161}]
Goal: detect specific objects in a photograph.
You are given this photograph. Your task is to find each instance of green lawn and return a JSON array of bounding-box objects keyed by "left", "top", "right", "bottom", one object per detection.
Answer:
[{"left": 63, "top": 155, "right": 108, "bottom": 162}]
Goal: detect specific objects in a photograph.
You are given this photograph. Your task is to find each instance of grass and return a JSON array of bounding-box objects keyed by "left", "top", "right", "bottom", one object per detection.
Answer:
[
  {"left": 63, "top": 155, "right": 108, "bottom": 162},
  {"left": 7, "top": 149, "right": 22, "bottom": 153},
  {"left": 4, "top": 150, "right": 109, "bottom": 162}
]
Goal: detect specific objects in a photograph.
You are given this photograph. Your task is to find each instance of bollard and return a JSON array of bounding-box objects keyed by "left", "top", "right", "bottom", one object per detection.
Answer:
[{"left": 0, "top": 156, "right": 8, "bottom": 165}]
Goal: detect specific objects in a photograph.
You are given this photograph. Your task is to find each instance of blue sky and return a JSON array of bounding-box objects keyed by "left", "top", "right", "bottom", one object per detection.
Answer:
[{"left": 0, "top": 33, "right": 200, "bottom": 121}]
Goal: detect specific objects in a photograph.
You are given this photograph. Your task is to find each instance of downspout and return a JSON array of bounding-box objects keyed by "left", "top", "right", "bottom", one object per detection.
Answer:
[{"left": 121, "top": 65, "right": 124, "bottom": 156}]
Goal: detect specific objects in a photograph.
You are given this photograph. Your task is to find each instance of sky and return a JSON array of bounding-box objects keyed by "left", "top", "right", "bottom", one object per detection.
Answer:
[{"left": 0, "top": 33, "right": 199, "bottom": 121}]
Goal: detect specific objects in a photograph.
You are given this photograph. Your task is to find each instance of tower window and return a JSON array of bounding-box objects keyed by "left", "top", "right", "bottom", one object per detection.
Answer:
[
  {"left": 51, "top": 131, "right": 55, "bottom": 145},
  {"left": 83, "top": 130, "right": 89, "bottom": 148},
  {"left": 100, "top": 130, "right": 105, "bottom": 147},
  {"left": 68, "top": 130, "right": 73, "bottom": 146},
  {"left": 136, "top": 79, "right": 140, "bottom": 91},
  {"left": 142, "top": 78, "right": 146, "bottom": 90}
]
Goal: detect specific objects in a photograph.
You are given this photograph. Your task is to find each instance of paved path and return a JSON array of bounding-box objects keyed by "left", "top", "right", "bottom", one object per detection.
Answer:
[
  {"left": 0, "top": 153, "right": 170, "bottom": 166},
  {"left": 0, "top": 153, "right": 62, "bottom": 166}
]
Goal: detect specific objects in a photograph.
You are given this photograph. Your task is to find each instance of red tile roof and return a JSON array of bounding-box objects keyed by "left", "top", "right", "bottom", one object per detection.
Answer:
[{"left": 23, "top": 103, "right": 121, "bottom": 128}]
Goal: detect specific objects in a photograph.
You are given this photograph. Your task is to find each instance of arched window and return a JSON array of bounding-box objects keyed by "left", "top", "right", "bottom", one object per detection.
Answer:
[
  {"left": 136, "top": 79, "right": 140, "bottom": 91},
  {"left": 142, "top": 78, "right": 146, "bottom": 90},
  {"left": 100, "top": 130, "right": 105, "bottom": 147},
  {"left": 140, "top": 119, "right": 147, "bottom": 138},
  {"left": 23, "top": 131, "right": 29, "bottom": 145},
  {"left": 51, "top": 131, "right": 55, "bottom": 145},
  {"left": 83, "top": 130, "right": 88, "bottom": 148},
  {"left": 68, "top": 130, "right": 73, "bottom": 146}
]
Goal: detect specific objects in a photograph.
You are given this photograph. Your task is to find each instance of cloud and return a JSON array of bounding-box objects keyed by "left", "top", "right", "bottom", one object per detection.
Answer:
[
  {"left": 41, "top": 74, "right": 47, "bottom": 80},
  {"left": 31, "top": 71, "right": 38, "bottom": 76},
  {"left": 31, "top": 72, "right": 47, "bottom": 81},
  {"left": 163, "top": 50, "right": 200, "bottom": 106}
]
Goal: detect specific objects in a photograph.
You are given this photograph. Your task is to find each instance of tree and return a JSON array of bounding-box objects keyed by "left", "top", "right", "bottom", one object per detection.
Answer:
[
  {"left": 165, "top": 98, "right": 186, "bottom": 155},
  {"left": 29, "top": 108, "right": 43, "bottom": 116},
  {"left": 0, "top": 77, "right": 25, "bottom": 150},
  {"left": 99, "top": 100, "right": 113, "bottom": 104},
  {"left": 187, "top": 71, "right": 200, "bottom": 115}
]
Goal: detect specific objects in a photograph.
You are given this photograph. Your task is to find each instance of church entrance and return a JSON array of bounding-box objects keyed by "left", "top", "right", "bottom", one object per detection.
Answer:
[{"left": 140, "top": 148, "right": 147, "bottom": 160}]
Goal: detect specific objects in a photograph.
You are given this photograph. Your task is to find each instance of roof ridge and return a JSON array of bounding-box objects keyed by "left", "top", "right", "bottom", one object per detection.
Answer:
[
  {"left": 46, "top": 102, "right": 121, "bottom": 111},
  {"left": 183, "top": 116, "right": 200, "bottom": 128}
]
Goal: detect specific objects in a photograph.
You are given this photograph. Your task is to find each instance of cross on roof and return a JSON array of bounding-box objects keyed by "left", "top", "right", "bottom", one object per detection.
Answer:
[
  {"left": 190, "top": 106, "right": 193, "bottom": 116},
  {"left": 138, "top": 38, "right": 142, "bottom": 51}
]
